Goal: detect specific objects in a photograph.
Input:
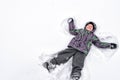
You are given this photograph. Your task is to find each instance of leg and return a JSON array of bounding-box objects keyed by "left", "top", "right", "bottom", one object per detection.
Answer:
[
  {"left": 50, "top": 47, "right": 77, "bottom": 65},
  {"left": 43, "top": 47, "right": 77, "bottom": 72},
  {"left": 71, "top": 51, "right": 87, "bottom": 80}
]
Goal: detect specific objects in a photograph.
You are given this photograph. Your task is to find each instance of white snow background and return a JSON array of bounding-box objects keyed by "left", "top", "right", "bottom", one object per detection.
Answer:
[{"left": 0, "top": 0, "right": 120, "bottom": 80}]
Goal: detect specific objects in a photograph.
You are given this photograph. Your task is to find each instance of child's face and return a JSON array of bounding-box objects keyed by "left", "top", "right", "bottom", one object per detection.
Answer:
[{"left": 86, "top": 24, "right": 93, "bottom": 31}]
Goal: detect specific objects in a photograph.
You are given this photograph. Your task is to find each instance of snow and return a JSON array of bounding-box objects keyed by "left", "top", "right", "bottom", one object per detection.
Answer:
[{"left": 0, "top": 0, "right": 120, "bottom": 80}]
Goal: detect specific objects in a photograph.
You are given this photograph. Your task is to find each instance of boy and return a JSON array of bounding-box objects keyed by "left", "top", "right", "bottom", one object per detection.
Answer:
[{"left": 43, "top": 18, "right": 117, "bottom": 80}]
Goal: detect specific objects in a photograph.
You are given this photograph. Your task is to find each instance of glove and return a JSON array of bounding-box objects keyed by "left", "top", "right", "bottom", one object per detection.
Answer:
[
  {"left": 67, "top": 18, "right": 74, "bottom": 23},
  {"left": 110, "top": 43, "right": 117, "bottom": 49}
]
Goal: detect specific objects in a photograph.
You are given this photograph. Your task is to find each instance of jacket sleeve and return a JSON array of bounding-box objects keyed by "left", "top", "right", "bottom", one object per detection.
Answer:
[
  {"left": 68, "top": 21, "right": 80, "bottom": 35},
  {"left": 92, "top": 35, "right": 111, "bottom": 48}
]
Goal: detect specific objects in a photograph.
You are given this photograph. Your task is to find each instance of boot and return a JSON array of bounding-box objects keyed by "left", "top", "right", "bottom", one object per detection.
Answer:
[
  {"left": 43, "top": 62, "right": 56, "bottom": 73},
  {"left": 71, "top": 72, "right": 80, "bottom": 80}
]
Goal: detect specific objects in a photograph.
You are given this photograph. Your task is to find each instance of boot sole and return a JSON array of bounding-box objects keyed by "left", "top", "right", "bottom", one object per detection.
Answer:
[{"left": 43, "top": 62, "right": 50, "bottom": 73}]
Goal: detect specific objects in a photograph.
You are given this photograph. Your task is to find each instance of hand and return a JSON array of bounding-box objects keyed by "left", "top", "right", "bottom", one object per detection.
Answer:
[
  {"left": 110, "top": 43, "right": 117, "bottom": 49},
  {"left": 67, "top": 18, "right": 74, "bottom": 23}
]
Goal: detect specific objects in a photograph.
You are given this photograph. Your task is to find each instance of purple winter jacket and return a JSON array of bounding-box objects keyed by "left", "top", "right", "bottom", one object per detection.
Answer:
[{"left": 67, "top": 21, "right": 111, "bottom": 54}]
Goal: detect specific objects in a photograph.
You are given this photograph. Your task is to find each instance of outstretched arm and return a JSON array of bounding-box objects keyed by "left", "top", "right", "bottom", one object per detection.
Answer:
[
  {"left": 92, "top": 35, "right": 117, "bottom": 49},
  {"left": 67, "top": 18, "right": 80, "bottom": 35}
]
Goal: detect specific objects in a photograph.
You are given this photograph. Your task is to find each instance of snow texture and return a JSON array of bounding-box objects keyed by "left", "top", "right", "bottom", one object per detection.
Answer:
[{"left": 0, "top": 0, "right": 120, "bottom": 80}]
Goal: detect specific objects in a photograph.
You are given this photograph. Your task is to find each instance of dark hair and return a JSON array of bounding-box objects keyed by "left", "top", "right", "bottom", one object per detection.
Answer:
[{"left": 85, "top": 21, "right": 96, "bottom": 32}]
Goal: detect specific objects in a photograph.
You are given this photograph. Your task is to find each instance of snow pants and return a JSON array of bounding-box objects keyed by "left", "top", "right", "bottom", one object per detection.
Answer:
[{"left": 50, "top": 47, "right": 87, "bottom": 77}]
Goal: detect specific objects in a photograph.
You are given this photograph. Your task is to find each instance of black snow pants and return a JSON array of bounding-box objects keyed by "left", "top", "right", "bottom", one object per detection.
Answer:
[{"left": 50, "top": 47, "right": 87, "bottom": 77}]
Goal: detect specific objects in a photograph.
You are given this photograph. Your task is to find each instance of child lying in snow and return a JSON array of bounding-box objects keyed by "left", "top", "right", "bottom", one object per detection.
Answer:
[{"left": 43, "top": 18, "right": 117, "bottom": 80}]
